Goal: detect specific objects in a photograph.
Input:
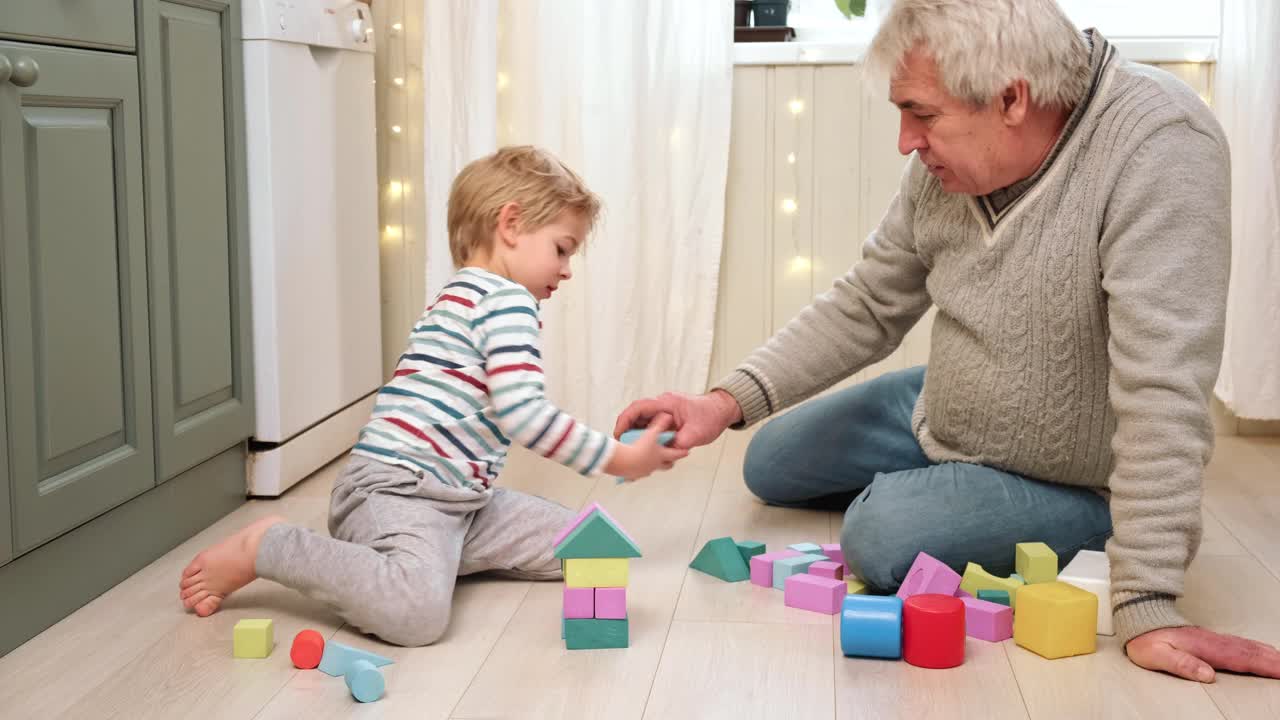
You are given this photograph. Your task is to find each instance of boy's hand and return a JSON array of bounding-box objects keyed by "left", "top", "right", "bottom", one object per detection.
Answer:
[
  {"left": 613, "top": 390, "right": 742, "bottom": 450},
  {"left": 606, "top": 414, "right": 689, "bottom": 480}
]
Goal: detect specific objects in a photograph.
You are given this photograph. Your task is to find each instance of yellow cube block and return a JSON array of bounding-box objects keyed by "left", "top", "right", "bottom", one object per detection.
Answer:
[
  {"left": 1015, "top": 542, "right": 1059, "bottom": 584},
  {"left": 958, "top": 562, "right": 1026, "bottom": 608},
  {"left": 233, "top": 619, "right": 275, "bottom": 658},
  {"left": 1014, "top": 582, "right": 1098, "bottom": 659},
  {"left": 846, "top": 576, "right": 867, "bottom": 595},
  {"left": 565, "top": 558, "right": 629, "bottom": 588}
]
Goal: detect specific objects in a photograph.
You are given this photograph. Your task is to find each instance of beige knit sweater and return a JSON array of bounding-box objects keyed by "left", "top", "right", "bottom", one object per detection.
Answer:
[{"left": 715, "top": 32, "right": 1231, "bottom": 645}]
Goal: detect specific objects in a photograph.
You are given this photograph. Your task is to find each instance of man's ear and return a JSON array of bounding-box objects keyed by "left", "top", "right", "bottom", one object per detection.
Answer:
[
  {"left": 1001, "top": 79, "right": 1031, "bottom": 127},
  {"left": 496, "top": 202, "right": 522, "bottom": 247}
]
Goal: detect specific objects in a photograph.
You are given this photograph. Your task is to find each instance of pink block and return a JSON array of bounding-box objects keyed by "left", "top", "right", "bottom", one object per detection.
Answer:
[
  {"left": 784, "top": 574, "right": 846, "bottom": 614},
  {"left": 595, "top": 587, "right": 627, "bottom": 619},
  {"left": 821, "top": 543, "right": 846, "bottom": 569},
  {"left": 897, "top": 551, "right": 963, "bottom": 599},
  {"left": 808, "top": 560, "right": 845, "bottom": 580},
  {"left": 551, "top": 501, "right": 638, "bottom": 550},
  {"left": 563, "top": 587, "right": 594, "bottom": 619},
  {"left": 961, "top": 596, "right": 1013, "bottom": 642},
  {"left": 750, "top": 550, "right": 802, "bottom": 587},
  {"left": 955, "top": 588, "right": 974, "bottom": 599}
]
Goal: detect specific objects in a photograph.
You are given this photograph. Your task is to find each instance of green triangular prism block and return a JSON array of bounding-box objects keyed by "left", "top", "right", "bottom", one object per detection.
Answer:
[
  {"left": 689, "top": 536, "right": 750, "bottom": 582},
  {"left": 554, "top": 510, "right": 643, "bottom": 559}
]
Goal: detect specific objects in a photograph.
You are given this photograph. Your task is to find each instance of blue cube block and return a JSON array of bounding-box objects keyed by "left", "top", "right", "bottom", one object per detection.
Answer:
[
  {"left": 772, "top": 553, "right": 828, "bottom": 589},
  {"left": 840, "top": 594, "right": 904, "bottom": 659}
]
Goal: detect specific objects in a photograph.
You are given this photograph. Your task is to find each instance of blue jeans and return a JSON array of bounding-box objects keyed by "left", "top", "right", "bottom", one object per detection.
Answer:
[{"left": 742, "top": 366, "right": 1112, "bottom": 593}]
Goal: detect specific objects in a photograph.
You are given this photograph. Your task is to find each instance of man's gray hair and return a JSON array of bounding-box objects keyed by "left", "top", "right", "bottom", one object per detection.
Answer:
[{"left": 866, "top": 0, "right": 1091, "bottom": 109}]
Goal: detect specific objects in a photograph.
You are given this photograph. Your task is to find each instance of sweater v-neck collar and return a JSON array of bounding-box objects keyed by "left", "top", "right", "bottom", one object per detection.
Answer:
[{"left": 973, "top": 30, "right": 1117, "bottom": 232}]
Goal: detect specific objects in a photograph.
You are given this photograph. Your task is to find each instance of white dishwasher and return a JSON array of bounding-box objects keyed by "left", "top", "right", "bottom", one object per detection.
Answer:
[{"left": 242, "top": 0, "right": 382, "bottom": 495}]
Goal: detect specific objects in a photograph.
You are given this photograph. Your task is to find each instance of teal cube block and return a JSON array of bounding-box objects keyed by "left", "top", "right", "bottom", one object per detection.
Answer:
[
  {"left": 977, "top": 589, "right": 1011, "bottom": 606},
  {"left": 773, "top": 553, "right": 828, "bottom": 589},
  {"left": 565, "top": 618, "right": 629, "bottom": 649},
  {"left": 736, "top": 540, "right": 766, "bottom": 566}
]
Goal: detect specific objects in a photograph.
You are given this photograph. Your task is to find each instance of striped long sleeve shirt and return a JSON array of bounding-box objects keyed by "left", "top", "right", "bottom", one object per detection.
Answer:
[{"left": 352, "top": 267, "right": 617, "bottom": 492}]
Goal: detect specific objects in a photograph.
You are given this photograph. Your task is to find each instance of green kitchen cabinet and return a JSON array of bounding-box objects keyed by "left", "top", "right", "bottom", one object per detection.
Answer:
[
  {"left": 0, "top": 40, "right": 156, "bottom": 554},
  {"left": 138, "top": 0, "right": 254, "bottom": 482},
  {"left": 0, "top": 0, "right": 137, "bottom": 52},
  {"left": 0, "top": 1, "right": 254, "bottom": 656},
  {"left": 0, "top": 319, "right": 10, "bottom": 567}
]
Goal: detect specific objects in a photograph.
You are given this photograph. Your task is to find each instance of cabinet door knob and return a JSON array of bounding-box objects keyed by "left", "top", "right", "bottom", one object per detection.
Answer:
[
  {"left": 0, "top": 56, "right": 11, "bottom": 85},
  {"left": 9, "top": 56, "right": 39, "bottom": 87}
]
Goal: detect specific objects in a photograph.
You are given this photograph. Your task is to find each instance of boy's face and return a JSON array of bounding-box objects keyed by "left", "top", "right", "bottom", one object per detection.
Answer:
[{"left": 506, "top": 209, "right": 588, "bottom": 301}]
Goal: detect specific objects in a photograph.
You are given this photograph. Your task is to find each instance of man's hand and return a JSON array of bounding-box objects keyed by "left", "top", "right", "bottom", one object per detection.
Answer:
[
  {"left": 1127, "top": 626, "right": 1280, "bottom": 682},
  {"left": 613, "top": 390, "right": 743, "bottom": 450},
  {"left": 604, "top": 414, "right": 689, "bottom": 481}
]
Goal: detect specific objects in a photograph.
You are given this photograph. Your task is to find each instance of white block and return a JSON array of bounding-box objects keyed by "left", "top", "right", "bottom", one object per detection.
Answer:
[{"left": 1059, "top": 550, "right": 1113, "bottom": 636}]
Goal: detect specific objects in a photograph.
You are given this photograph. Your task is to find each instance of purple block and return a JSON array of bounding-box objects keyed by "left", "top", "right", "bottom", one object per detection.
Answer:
[
  {"left": 896, "top": 551, "right": 962, "bottom": 599},
  {"left": 961, "top": 596, "right": 1013, "bottom": 642},
  {"left": 595, "top": 587, "right": 627, "bottom": 619},
  {"left": 955, "top": 588, "right": 974, "bottom": 599},
  {"left": 750, "top": 550, "right": 802, "bottom": 587},
  {"left": 784, "top": 574, "right": 846, "bottom": 614},
  {"left": 808, "top": 560, "right": 845, "bottom": 580},
  {"left": 821, "top": 543, "right": 846, "bottom": 570},
  {"left": 564, "top": 587, "right": 594, "bottom": 619}
]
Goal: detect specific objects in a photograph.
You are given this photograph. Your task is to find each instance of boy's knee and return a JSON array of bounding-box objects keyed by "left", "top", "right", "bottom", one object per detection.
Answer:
[
  {"left": 360, "top": 589, "right": 452, "bottom": 647},
  {"left": 368, "top": 603, "right": 450, "bottom": 647}
]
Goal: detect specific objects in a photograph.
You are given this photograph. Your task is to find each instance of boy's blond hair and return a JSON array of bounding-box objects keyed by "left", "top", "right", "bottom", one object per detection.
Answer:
[{"left": 447, "top": 146, "right": 602, "bottom": 267}]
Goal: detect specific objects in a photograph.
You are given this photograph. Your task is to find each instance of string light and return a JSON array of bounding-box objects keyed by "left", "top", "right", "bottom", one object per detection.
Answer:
[
  {"left": 391, "top": 125, "right": 402, "bottom": 134},
  {"left": 497, "top": 71, "right": 510, "bottom": 91},
  {"left": 384, "top": 224, "right": 402, "bottom": 239},
  {"left": 788, "top": 98, "right": 804, "bottom": 115},
  {"left": 781, "top": 197, "right": 797, "bottom": 214},
  {"left": 392, "top": 22, "right": 403, "bottom": 31},
  {"left": 393, "top": 77, "right": 405, "bottom": 86},
  {"left": 787, "top": 152, "right": 796, "bottom": 164},
  {"left": 789, "top": 256, "right": 811, "bottom": 273},
  {"left": 388, "top": 180, "right": 403, "bottom": 198}
]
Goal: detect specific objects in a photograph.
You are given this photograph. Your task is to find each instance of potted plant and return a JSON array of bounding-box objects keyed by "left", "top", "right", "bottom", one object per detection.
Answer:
[{"left": 752, "top": 0, "right": 791, "bottom": 27}]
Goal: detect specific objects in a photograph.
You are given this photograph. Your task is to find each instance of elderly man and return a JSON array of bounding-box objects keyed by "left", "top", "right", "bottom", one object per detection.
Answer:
[{"left": 617, "top": 0, "right": 1280, "bottom": 682}]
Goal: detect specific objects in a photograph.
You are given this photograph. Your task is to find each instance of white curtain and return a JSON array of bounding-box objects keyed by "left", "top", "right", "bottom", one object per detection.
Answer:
[
  {"left": 420, "top": 1, "right": 733, "bottom": 428},
  {"left": 422, "top": 0, "right": 499, "bottom": 300},
  {"left": 1213, "top": 0, "right": 1280, "bottom": 419}
]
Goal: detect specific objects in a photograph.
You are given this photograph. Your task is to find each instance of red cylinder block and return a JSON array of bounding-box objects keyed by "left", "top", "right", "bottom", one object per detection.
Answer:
[
  {"left": 902, "top": 594, "right": 966, "bottom": 669},
  {"left": 291, "top": 629, "right": 325, "bottom": 669}
]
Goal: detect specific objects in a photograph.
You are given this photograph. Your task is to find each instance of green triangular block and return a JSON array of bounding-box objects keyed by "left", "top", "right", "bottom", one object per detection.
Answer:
[
  {"left": 689, "top": 536, "right": 750, "bottom": 582},
  {"left": 554, "top": 510, "right": 643, "bottom": 559}
]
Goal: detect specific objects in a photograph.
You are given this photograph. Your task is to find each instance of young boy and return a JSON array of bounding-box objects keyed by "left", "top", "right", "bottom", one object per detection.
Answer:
[{"left": 178, "top": 146, "right": 686, "bottom": 646}]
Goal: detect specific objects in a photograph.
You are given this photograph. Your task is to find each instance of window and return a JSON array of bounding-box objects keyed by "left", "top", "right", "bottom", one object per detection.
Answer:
[{"left": 765, "top": 0, "right": 1221, "bottom": 63}]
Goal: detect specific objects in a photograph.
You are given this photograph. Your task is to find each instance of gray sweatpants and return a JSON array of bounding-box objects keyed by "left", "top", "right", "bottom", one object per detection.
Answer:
[{"left": 255, "top": 455, "right": 574, "bottom": 646}]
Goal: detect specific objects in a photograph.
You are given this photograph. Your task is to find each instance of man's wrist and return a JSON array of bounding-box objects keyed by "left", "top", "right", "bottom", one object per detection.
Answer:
[{"left": 708, "top": 389, "right": 744, "bottom": 428}]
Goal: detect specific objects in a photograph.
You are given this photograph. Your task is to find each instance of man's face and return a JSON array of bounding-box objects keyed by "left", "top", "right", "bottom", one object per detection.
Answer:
[{"left": 890, "top": 48, "right": 1010, "bottom": 196}]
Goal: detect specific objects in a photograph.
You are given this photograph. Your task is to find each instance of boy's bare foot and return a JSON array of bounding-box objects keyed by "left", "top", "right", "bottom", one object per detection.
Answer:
[{"left": 179, "top": 515, "right": 285, "bottom": 617}]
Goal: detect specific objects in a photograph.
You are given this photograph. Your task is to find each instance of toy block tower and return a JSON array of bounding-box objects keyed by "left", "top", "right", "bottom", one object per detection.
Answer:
[{"left": 553, "top": 502, "right": 641, "bottom": 649}]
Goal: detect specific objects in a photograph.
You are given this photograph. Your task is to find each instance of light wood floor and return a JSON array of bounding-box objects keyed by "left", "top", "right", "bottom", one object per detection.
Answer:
[{"left": 2, "top": 430, "right": 1278, "bottom": 719}]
